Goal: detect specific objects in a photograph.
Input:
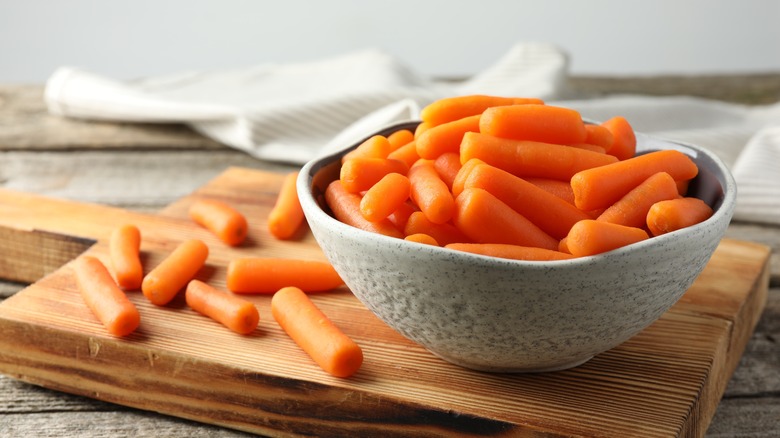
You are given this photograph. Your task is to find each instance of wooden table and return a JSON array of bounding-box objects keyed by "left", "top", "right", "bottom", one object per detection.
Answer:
[{"left": 1, "top": 76, "right": 779, "bottom": 437}]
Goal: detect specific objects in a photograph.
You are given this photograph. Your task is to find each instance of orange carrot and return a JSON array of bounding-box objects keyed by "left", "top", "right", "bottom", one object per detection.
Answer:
[
  {"left": 445, "top": 243, "right": 575, "bottom": 261},
  {"left": 566, "top": 143, "right": 607, "bottom": 154},
  {"left": 414, "top": 121, "right": 432, "bottom": 138},
  {"left": 272, "top": 286, "right": 363, "bottom": 378},
  {"left": 267, "top": 171, "right": 305, "bottom": 240},
  {"left": 387, "top": 129, "right": 415, "bottom": 150},
  {"left": 584, "top": 124, "right": 614, "bottom": 150},
  {"left": 416, "top": 114, "right": 481, "bottom": 159},
  {"left": 453, "top": 188, "right": 558, "bottom": 250},
  {"left": 566, "top": 220, "right": 649, "bottom": 257},
  {"left": 646, "top": 197, "right": 714, "bottom": 236},
  {"left": 387, "top": 201, "right": 417, "bottom": 231},
  {"left": 342, "top": 135, "right": 393, "bottom": 162},
  {"left": 109, "top": 224, "right": 143, "bottom": 290},
  {"left": 408, "top": 161, "right": 456, "bottom": 224},
  {"left": 480, "top": 104, "right": 587, "bottom": 145},
  {"left": 558, "top": 237, "right": 570, "bottom": 254},
  {"left": 676, "top": 179, "right": 690, "bottom": 196},
  {"left": 404, "top": 233, "right": 439, "bottom": 246},
  {"left": 189, "top": 199, "right": 248, "bottom": 246},
  {"left": 403, "top": 211, "right": 471, "bottom": 246},
  {"left": 601, "top": 116, "right": 636, "bottom": 160},
  {"left": 596, "top": 172, "right": 680, "bottom": 228},
  {"left": 339, "top": 158, "right": 408, "bottom": 193},
  {"left": 74, "top": 256, "right": 141, "bottom": 337},
  {"left": 420, "top": 94, "right": 544, "bottom": 126},
  {"left": 386, "top": 140, "right": 420, "bottom": 169},
  {"left": 451, "top": 158, "right": 485, "bottom": 198},
  {"left": 227, "top": 258, "right": 344, "bottom": 294},
  {"left": 525, "top": 177, "right": 576, "bottom": 205},
  {"left": 460, "top": 132, "right": 618, "bottom": 181},
  {"left": 325, "top": 180, "right": 404, "bottom": 238},
  {"left": 463, "top": 163, "right": 591, "bottom": 239},
  {"left": 360, "top": 173, "right": 411, "bottom": 222},
  {"left": 142, "top": 239, "right": 209, "bottom": 306},
  {"left": 185, "top": 279, "right": 259, "bottom": 335},
  {"left": 571, "top": 149, "right": 699, "bottom": 211},
  {"left": 433, "top": 152, "right": 462, "bottom": 189}
]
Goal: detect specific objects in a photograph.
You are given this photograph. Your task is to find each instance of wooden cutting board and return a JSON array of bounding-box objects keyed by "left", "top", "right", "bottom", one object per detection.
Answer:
[{"left": 0, "top": 167, "right": 770, "bottom": 437}]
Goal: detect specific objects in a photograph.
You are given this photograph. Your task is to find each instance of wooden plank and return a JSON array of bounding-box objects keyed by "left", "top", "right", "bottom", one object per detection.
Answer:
[{"left": 0, "top": 167, "right": 771, "bottom": 437}]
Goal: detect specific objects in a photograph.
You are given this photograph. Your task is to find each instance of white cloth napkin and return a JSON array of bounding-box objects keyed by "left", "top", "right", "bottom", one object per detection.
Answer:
[{"left": 44, "top": 43, "right": 780, "bottom": 225}]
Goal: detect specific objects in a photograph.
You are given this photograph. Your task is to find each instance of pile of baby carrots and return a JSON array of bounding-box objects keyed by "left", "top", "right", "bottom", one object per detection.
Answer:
[
  {"left": 327, "top": 94, "right": 714, "bottom": 261},
  {"left": 73, "top": 187, "right": 363, "bottom": 379}
]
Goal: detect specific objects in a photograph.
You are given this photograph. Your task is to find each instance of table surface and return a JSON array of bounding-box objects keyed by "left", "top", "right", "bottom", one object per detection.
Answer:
[{"left": 1, "top": 75, "right": 779, "bottom": 437}]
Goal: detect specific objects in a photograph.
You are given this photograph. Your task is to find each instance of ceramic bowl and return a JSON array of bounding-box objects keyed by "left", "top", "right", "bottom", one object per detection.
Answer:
[{"left": 297, "top": 121, "right": 736, "bottom": 373}]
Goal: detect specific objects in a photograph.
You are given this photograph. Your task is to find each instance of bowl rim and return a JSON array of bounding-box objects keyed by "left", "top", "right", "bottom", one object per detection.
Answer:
[{"left": 298, "top": 120, "right": 737, "bottom": 270}]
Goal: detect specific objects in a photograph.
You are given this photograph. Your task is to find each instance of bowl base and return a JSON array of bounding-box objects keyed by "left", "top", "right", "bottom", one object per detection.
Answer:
[{"left": 429, "top": 350, "right": 594, "bottom": 373}]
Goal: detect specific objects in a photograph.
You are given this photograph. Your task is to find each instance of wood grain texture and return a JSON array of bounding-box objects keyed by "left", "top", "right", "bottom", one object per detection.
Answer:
[{"left": 0, "top": 167, "right": 771, "bottom": 437}]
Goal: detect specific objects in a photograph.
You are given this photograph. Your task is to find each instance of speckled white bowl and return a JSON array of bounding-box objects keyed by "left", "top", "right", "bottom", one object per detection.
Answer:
[{"left": 298, "top": 121, "right": 736, "bottom": 373}]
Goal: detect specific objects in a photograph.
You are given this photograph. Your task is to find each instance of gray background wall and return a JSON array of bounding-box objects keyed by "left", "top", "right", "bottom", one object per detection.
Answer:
[{"left": 1, "top": 0, "right": 779, "bottom": 83}]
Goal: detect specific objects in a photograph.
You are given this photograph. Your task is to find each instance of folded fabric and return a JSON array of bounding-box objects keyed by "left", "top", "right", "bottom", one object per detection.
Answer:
[{"left": 44, "top": 43, "right": 780, "bottom": 225}]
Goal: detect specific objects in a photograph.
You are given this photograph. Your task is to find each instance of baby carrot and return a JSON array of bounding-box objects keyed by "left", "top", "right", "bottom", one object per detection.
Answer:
[
  {"left": 566, "top": 220, "right": 649, "bottom": 257},
  {"left": 142, "top": 239, "right": 209, "bottom": 306},
  {"left": 386, "top": 141, "right": 420, "bottom": 169},
  {"left": 189, "top": 199, "right": 248, "bottom": 246},
  {"left": 570, "top": 149, "right": 699, "bottom": 211},
  {"left": 566, "top": 143, "right": 607, "bottom": 154},
  {"left": 420, "top": 94, "right": 544, "bottom": 126},
  {"left": 408, "top": 161, "right": 456, "bottom": 225},
  {"left": 267, "top": 171, "right": 305, "bottom": 240},
  {"left": 74, "top": 256, "right": 140, "bottom": 337},
  {"left": 325, "top": 180, "right": 404, "bottom": 238},
  {"left": 463, "top": 163, "right": 591, "bottom": 239},
  {"left": 596, "top": 172, "right": 680, "bottom": 228},
  {"left": 403, "top": 211, "right": 471, "bottom": 246},
  {"left": 339, "top": 157, "right": 408, "bottom": 193},
  {"left": 405, "top": 233, "right": 440, "bottom": 246},
  {"left": 433, "top": 152, "right": 462, "bottom": 190},
  {"left": 109, "top": 224, "right": 143, "bottom": 290},
  {"left": 646, "top": 197, "right": 714, "bottom": 236},
  {"left": 676, "top": 179, "right": 691, "bottom": 196},
  {"left": 453, "top": 188, "right": 559, "bottom": 250},
  {"left": 524, "top": 177, "right": 576, "bottom": 205},
  {"left": 341, "top": 135, "right": 393, "bottom": 162},
  {"left": 227, "top": 258, "right": 344, "bottom": 294},
  {"left": 272, "top": 286, "right": 363, "bottom": 378},
  {"left": 584, "top": 124, "right": 614, "bottom": 150},
  {"left": 460, "top": 132, "right": 618, "bottom": 181},
  {"left": 445, "top": 243, "right": 575, "bottom": 261},
  {"left": 414, "top": 121, "right": 432, "bottom": 138},
  {"left": 387, "top": 201, "right": 417, "bottom": 231},
  {"left": 451, "top": 158, "right": 485, "bottom": 198},
  {"left": 185, "top": 279, "right": 259, "bottom": 335},
  {"left": 387, "top": 129, "right": 415, "bottom": 150},
  {"left": 415, "top": 114, "right": 481, "bottom": 159},
  {"left": 360, "top": 173, "right": 411, "bottom": 222},
  {"left": 480, "top": 104, "right": 587, "bottom": 145},
  {"left": 601, "top": 116, "right": 636, "bottom": 161}
]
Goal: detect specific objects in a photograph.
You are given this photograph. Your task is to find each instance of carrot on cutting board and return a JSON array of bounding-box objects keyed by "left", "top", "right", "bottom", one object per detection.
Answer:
[
  {"left": 479, "top": 104, "right": 587, "bottom": 145},
  {"left": 339, "top": 157, "right": 408, "bottom": 193},
  {"left": 596, "top": 172, "right": 680, "bottom": 228},
  {"left": 445, "top": 243, "right": 575, "bottom": 261},
  {"left": 601, "top": 116, "right": 636, "bottom": 161},
  {"left": 415, "top": 114, "right": 481, "bottom": 159},
  {"left": 142, "top": 239, "right": 209, "bottom": 306},
  {"left": 565, "top": 220, "right": 649, "bottom": 257},
  {"left": 420, "top": 94, "right": 544, "bottom": 126},
  {"left": 460, "top": 132, "right": 618, "bottom": 181},
  {"left": 463, "top": 163, "right": 591, "bottom": 239},
  {"left": 360, "top": 172, "right": 411, "bottom": 222},
  {"left": 268, "top": 171, "right": 305, "bottom": 240},
  {"left": 74, "top": 256, "right": 140, "bottom": 337},
  {"left": 109, "top": 224, "right": 143, "bottom": 290},
  {"left": 453, "top": 188, "right": 559, "bottom": 250},
  {"left": 227, "top": 258, "right": 344, "bottom": 294},
  {"left": 325, "top": 180, "right": 404, "bottom": 238},
  {"left": 185, "top": 279, "right": 259, "bottom": 334},
  {"left": 271, "top": 286, "right": 363, "bottom": 378},
  {"left": 189, "top": 199, "right": 248, "bottom": 246},
  {"left": 570, "top": 149, "right": 699, "bottom": 211},
  {"left": 408, "top": 161, "right": 456, "bottom": 225},
  {"left": 646, "top": 197, "right": 714, "bottom": 236}
]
